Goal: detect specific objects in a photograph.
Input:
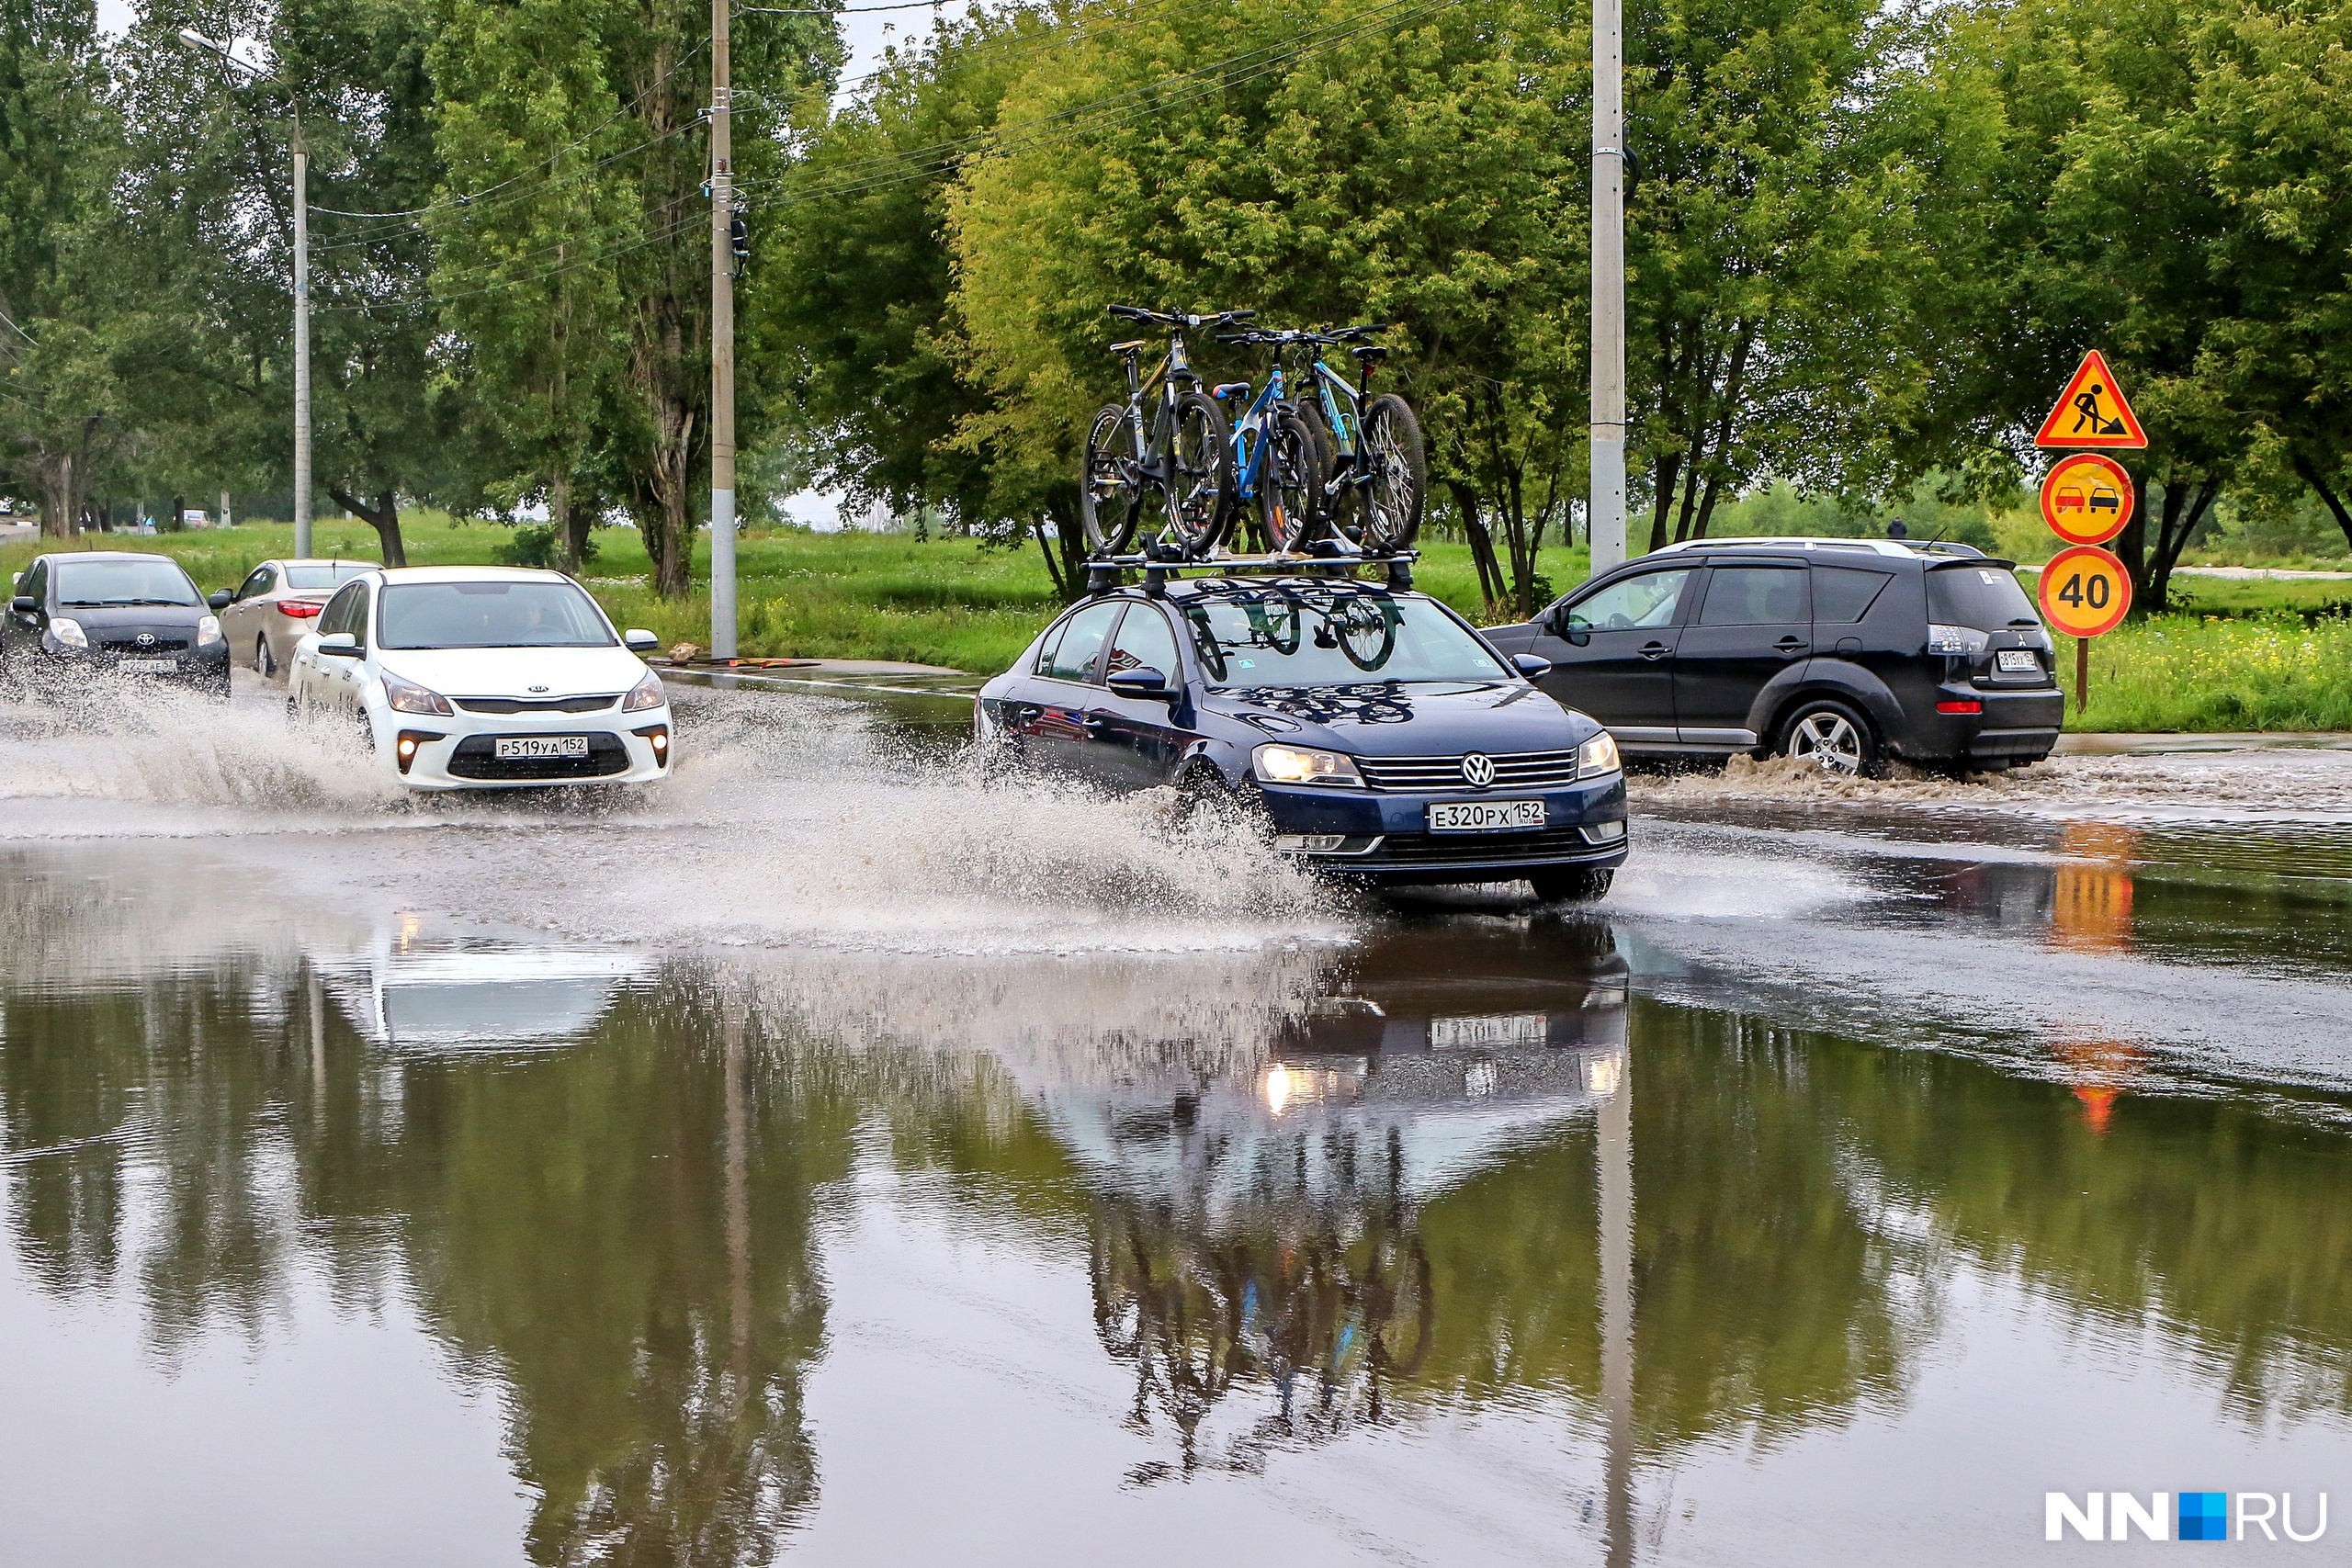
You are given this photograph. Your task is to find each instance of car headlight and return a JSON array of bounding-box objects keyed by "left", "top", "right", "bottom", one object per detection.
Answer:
[
  {"left": 1252, "top": 743, "right": 1363, "bottom": 786},
  {"left": 1927, "top": 623, "right": 1989, "bottom": 656},
  {"left": 48, "top": 616, "right": 88, "bottom": 650},
  {"left": 621, "top": 671, "right": 667, "bottom": 712},
  {"left": 1577, "top": 730, "right": 1621, "bottom": 777},
  {"left": 197, "top": 615, "right": 224, "bottom": 647},
  {"left": 381, "top": 671, "right": 454, "bottom": 716}
]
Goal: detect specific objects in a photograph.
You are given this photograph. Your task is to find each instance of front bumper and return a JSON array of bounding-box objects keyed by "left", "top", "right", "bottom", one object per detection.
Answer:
[
  {"left": 1260, "top": 773, "right": 1631, "bottom": 885},
  {"left": 17, "top": 644, "right": 231, "bottom": 690},
  {"left": 381, "top": 705, "right": 674, "bottom": 789}
]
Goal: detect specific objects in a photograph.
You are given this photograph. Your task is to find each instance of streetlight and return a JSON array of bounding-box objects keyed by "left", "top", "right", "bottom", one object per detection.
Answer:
[
  {"left": 1589, "top": 0, "right": 1627, "bottom": 578},
  {"left": 179, "top": 29, "right": 312, "bottom": 559}
]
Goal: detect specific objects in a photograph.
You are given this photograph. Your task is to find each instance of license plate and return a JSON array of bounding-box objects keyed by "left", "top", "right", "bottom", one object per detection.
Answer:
[
  {"left": 1428, "top": 799, "right": 1545, "bottom": 832},
  {"left": 1996, "top": 649, "right": 2040, "bottom": 672},
  {"left": 1429, "top": 1012, "right": 1550, "bottom": 1050},
  {"left": 119, "top": 658, "right": 178, "bottom": 673},
  {"left": 495, "top": 736, "right": 589, "bottom": 760}
]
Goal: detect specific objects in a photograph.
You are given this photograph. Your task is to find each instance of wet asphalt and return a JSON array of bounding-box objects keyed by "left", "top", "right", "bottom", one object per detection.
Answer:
[{"left": 2, "top": 677, "right": 2348, "bottom": 1565}]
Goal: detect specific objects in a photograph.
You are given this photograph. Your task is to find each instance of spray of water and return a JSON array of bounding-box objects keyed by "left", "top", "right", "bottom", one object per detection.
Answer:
[{"left": 0, "top": 677, "right": 1348, "bottom": 954}]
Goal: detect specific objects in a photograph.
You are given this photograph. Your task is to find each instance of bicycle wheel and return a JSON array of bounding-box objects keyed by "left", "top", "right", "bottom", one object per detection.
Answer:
[
  {"left": 1258, "top": 411, "right": 1322, "bottom": 554},
  {"left": 1360, "top": 394, "right": 1428, "bottom": 549},
  {"left": 1163, "top": 389, "right": 1236, "bottom": 557},
  {"left": 1080, "top": 403, "right": 1147, "bottom": 555},
  {"left": 1300, "top": 404, "right": 1354, "bottom": 543}
]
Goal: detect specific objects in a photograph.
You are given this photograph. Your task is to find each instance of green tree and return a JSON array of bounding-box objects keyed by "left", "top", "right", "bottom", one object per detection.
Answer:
[{"left": 0, "top": 0, "right": 125, "bottom": 537}]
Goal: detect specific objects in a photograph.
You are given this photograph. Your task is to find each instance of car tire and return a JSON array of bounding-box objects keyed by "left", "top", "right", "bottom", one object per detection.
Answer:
[
  {"left": 1776, "top": 698, "right": 1879, "bottom": 777},
  {"left": 256, "top": 634, "right": 277, "bottom": 679},
  {"left": 1529, "top": 865, "right": 1613, "bottom": 903}
]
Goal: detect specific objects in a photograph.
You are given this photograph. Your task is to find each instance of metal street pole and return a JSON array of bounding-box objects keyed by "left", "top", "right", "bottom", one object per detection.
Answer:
[
  {"left": 179, "top": 31, "right": 311, "bottom": 558},
  {"left": 708, "top": 0, "right": 738, "bottom": 660},
  {"left": 292, "top": 107, "right": 311, "bottom": 558},
  {"left": 1589, "top": 0, "right": 1627, "bottom": 578}
]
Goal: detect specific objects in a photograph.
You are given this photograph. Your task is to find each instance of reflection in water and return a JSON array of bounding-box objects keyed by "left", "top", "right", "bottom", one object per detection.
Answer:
[
  {"left": 2051, "top": 822, "right": 2139, "bottom": 953},
  {"left": 6, "top": 877, "right": 2352, "bottom": 1562}
]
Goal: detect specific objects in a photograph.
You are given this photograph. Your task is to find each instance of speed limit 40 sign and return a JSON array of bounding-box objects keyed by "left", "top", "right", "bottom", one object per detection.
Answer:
[{"left": 2039, "top": 545, "right": 2132, "bottom": 638}]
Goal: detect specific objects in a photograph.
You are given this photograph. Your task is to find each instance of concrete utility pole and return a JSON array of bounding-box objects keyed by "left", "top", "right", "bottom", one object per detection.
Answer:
[
  {"left": 180, "top": 31, "right": 311, "bottom": 558},
  {"left": 1589, "top": 0, "right": 1627, "bottom": 578},
  {"left": 708, "top": 0, "right": 739, "bottom": 660}
]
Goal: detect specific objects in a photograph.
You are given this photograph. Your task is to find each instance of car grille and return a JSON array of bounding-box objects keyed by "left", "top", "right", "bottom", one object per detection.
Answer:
[
  {"left": 447, "top": 733, "right": 629, "bottom": 781},
  {"left": 1355, "top": 749, "right": 1583, "bottom": 792},
  {"left": 1368, "top": 827, "right": 1606, "bottom": 865},
  {"left": 453, "top": 694, "right": 618, "bottom": 715},
  {"left": 96, "top": 636, "right": 191, "bottom": 653}
]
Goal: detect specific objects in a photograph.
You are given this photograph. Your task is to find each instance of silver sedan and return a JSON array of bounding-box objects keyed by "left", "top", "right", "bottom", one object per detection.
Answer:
[{"left": 210, "top": 558, "right": 375, "bottom": 681}]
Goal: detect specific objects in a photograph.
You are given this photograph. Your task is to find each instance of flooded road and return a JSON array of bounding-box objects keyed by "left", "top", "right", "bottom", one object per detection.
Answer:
[{"left": 4, "top": 680, "right": 2351, "bottom": 1565}]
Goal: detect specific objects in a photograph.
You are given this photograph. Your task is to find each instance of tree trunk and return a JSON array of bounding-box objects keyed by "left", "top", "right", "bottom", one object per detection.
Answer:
[
  {"left": 168, "top": 491, "right": 185, "bottom": 534},
  {"left": 1034, "top": 494, "right": 1090, "bottom": 604},
  {"left": 328, "top": 485, "right": 408, "bottom": 567},
  {"left": 2291, "top": 451, "right": 2352, "bottom": 555},
  {"left": 1647, "top": 450, "right": 1681, "bottom": 555},
  {"left": 2145, "top": 478, "right": 2217, "bottom": 612},
  {"left": 37, "top": 452, "right": 75, "bottom": 538},
  {"left": 1447, "top": 480, "right": 1510, "bottom": 615}
]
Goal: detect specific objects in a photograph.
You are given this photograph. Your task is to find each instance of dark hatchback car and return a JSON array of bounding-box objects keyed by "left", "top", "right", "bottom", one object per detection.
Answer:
[
  {"left": 1483, "top": 537, "right": 2064, "bottom": 773},
  {"left": 4, "top": 551, "right": 231, "bottom": 694},
  {"left": 977, "top": 577, "right": 1629, "bottom": 899}
]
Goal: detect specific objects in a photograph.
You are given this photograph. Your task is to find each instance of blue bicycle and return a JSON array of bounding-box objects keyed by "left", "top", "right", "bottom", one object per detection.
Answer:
[{"left": 1210, "top": 327, "right": 1328, "bottom": 554}]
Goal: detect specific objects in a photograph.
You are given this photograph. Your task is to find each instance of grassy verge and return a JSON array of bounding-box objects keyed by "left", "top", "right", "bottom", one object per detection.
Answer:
[
  {"left": 1, "top": 516, "right": 1588, "bottom": 673},
  {"left": 17, "top": 519, "right": 2346, "bottom": 731}
]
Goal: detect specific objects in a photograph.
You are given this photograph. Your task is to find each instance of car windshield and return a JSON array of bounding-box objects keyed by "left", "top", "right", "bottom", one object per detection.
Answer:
[
  {"left": 377, "top": 581, "right": 615, "bottom": 649},
  {"left": 283, "top": 563, "right": 373, "bottom": 592},
  {"left": 54, "top": 558, "right": 201, "bottom": 607},
  {"left": 1183, "top": 591, "right": 1510, "bottom": 687},
  {"left": 1928, "top": 564, "right": 2039, "bottom": 630}
]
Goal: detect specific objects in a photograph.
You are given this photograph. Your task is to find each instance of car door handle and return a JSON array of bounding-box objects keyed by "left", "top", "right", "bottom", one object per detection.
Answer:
[
  {"left": 1082, "top": 714, "right": 1107, "bottom": 733},
  {"left": 1775, "top": 636, "right": 1808, "bottom": 656},
  {"left": 1639, "top": 641, "right": 1671, "bottom": 661}
]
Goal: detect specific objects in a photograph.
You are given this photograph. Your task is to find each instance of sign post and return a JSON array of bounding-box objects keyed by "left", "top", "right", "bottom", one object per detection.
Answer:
[{"left": 2034, "top": 352, "right": 2146, "bottom": 716}]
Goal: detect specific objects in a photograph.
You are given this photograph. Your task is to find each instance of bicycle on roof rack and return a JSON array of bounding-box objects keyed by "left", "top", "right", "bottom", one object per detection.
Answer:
[
  {"left": 1208, "top": 326, "right": 1330, "bottom": 555},
  {"left": 1296, "top": 324, "right": 1427, "bottom": 551},
  {"left": 1080, "top": 305, "right": 1253, "bottom": 558}
]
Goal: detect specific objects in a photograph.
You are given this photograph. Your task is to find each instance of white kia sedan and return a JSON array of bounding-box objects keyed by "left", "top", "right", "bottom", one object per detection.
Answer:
[{"left": 288, "top": 566, "right": 673, "bottom": 788}]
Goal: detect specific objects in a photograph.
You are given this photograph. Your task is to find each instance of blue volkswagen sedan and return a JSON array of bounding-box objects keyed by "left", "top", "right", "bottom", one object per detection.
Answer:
[{"left": 976, "top": 576, "right": 1628, "bottom": 899}]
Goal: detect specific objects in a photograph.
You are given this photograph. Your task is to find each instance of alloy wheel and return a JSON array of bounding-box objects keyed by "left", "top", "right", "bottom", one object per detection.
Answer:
[{"left": 1786, "top": 711, "right": 1863, "bottom": 773}]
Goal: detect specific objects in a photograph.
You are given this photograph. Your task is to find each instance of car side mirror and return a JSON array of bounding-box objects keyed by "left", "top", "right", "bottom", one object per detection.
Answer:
[
  {"left": 317, "top": 632, "right": 363, "bottom": 658},
  {"left": 10, "top": 595, "right": 34, "bottom": 617},
  {"left": 208, "top": 590, "right": 232, "bottom": 610},
  {"left": 624, "top": 628, "right": 659, "bottom": 653},
  {"left": 1511, "top": 653, "right": 1552, "bottom": 679},
  {"left": 1106, "top": 667, "right": 1173, "bottom": 700},
  {"left": 1555, "top": 617, "right": 1591, "bottom": 647}
]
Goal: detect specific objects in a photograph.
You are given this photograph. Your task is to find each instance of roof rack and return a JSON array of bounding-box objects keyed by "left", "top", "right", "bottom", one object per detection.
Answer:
[
  {"left": 1085, "top": 542, "right": 1419, "bottom": 597},
  {"left": 1649, "top": 536, "right": 1989, "bottom": 560}
]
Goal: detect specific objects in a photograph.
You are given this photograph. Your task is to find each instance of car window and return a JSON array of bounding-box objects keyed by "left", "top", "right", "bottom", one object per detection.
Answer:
[
  {"left": 1928, "top": 564, "right": 2039, "bottom": 630},
  {"left": 1105, "top": 604, "right": 1181, "bottom": 682},
  {"left": 319, "top": 582, "right": 363, "bottom": 638},
  {"left": 284, "top": 562, "right": 371, "bottom": 592},
  {"left": 53, "top": 558, "right": 202, "bottom": 608},
  {"left": 1183, "top": 591, "right": 1510, "bottom": 686},
  {"left": 1039, "top": 602, "right": 1122, "bottom": 683},
  {"left": 237, "top": 566, "right": 277, "bottom": 601},
  {"left": 1698, "top": 566, "right": 1809, "bottom": 626},
  {"left": 21, "top": 559, "right": 47, "bottom": 604},
  {"left": 378, "top": 581, "right": 612, "bottom": 649},
  {"left": 1565, "top": 570, "right": 1692, "bottom": 632},
  {"left": 1811, "top": 566, "right": 1893, "bottom": 624}
]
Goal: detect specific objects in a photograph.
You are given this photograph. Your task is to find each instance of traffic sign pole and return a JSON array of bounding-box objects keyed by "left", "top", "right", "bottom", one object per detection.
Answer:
[{"left": 2076, "top": 636, "right": 2088, "bottom": 716}]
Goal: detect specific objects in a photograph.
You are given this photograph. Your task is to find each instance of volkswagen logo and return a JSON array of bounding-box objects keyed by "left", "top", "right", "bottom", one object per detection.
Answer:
[
  {"left": 135, "top": 632, "right": 155, "bottom": 648},
  {"left": 527, "top": 684, "right": 548, "bottom": 694},
  {"left": 1461, "top": 752, "right": 1496, "bottom": 789}
]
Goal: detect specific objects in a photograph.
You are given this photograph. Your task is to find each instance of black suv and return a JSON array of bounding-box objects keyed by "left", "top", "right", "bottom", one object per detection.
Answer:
[
  {"left": 4, "top": 550, "right": 232, "bottom": 693},
  {"left": 1483, "top": 537, "right": 2063, "bottom": 773}
]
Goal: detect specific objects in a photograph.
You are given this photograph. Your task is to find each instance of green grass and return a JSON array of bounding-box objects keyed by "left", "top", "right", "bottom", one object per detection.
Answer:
[
  {"left": 22, "top": 517, "right": 2344, "bottom": 732},
  {"left": 2068, "top": 614, "right": 2352, "bottom": 732},
  {"left": 2, "top": 514, "right": 1588, "bottom": 674}
]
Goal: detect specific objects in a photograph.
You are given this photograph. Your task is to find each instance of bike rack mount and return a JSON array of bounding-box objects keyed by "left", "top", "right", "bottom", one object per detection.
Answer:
[{"left": 1083, "top": 542, "right": 1419, "bottom": 597}]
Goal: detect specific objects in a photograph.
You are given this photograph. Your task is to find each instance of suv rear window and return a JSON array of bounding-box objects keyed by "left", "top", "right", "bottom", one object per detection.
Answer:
[{"left": 1928, "top": 564, "right": 2039, "bottom": 630}]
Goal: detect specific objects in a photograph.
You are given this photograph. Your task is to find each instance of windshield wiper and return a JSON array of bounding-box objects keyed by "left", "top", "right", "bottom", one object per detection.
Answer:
[{"left": 82, "top": 597, "right": 195, "bottom": 607}]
